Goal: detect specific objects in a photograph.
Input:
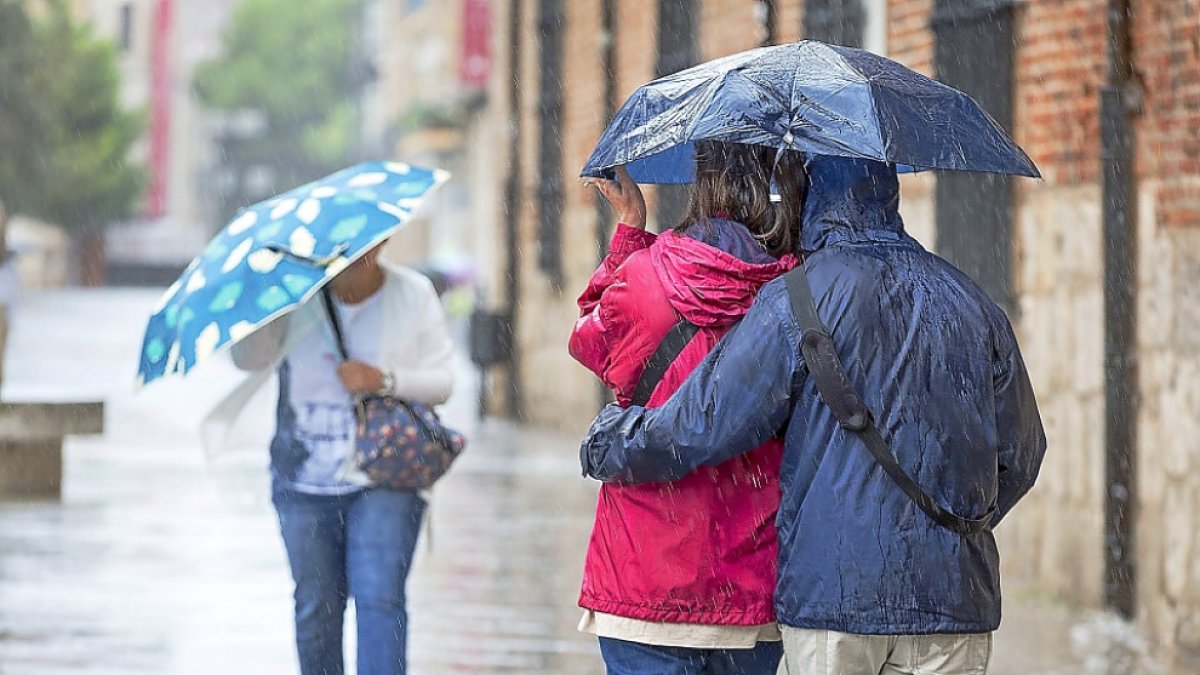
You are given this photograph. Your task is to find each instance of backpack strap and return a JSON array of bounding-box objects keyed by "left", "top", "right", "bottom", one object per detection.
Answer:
[
  {"left": 630, "top": 320, "right": 701, "bottom": 407},
  {"left": 783, "top": 268, "right": 994, "bottom": 536}
]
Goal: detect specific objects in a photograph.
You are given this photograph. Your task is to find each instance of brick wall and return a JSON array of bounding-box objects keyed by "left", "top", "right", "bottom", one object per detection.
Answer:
[
  {"left": 1136, "top": 0, "right": 1200, "bottom": 231},
  {"left": 1016, "top": 0, "right": 1107, "bottom": 186},
  {"left": 887, "top": 0, "right": 932, "bottom": 76},
  {"left": 699, "top": 0, "right": 764, "bottom": 59}
]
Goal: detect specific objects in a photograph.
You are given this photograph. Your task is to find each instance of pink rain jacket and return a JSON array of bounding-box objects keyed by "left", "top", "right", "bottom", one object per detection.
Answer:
[{"left": 569, "top": 221, "right": 796, "bottom": 625}]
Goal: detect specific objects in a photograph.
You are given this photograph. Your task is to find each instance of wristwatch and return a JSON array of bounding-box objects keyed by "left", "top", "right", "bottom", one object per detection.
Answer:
[{"left": 378, "top": 368, "right": 395, "bottom": 396}]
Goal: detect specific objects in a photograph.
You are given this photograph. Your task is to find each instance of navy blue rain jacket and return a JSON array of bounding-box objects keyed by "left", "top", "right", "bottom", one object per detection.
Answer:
[{"left": 580, "top": 157, "right": 1046, "bottom": 635}]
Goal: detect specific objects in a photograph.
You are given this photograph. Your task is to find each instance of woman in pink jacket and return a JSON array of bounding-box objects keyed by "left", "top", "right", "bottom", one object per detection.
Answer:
[{"left": 570, "top": 141, "right": 807, "bottom": 674}]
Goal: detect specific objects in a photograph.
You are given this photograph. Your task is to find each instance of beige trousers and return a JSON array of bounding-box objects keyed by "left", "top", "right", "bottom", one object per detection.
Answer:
[{"left": 779, "top": 627, "right": 992, "bottom": 675}]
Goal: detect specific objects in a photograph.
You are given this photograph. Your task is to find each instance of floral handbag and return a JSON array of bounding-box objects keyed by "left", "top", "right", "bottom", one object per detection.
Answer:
[
  {"left": 322, "top": 288, "right": 466, "bottom": 491},
  {"left": 352, "top": 395, "right": 466, "bottom": 490}
]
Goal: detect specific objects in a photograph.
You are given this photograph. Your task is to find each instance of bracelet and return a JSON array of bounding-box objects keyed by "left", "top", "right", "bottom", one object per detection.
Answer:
[{"left": 378, "top": 368, "right": 395, "bottom": 395}]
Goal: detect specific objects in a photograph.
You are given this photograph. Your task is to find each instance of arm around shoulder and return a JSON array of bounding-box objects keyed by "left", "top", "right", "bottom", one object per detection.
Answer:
[{"left": 581, "top": 288, "right": 799, "bottom": 483}]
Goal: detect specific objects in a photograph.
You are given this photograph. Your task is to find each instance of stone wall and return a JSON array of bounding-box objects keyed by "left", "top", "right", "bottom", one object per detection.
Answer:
[
  {"left": 1132, "top": 0, "right": 1200, "bottom": 665},
  {"left": 1000, "top": 182, "right": 1106, "bottom": 603},
  {"left": 1136, "top": 180, "right": 1200, "bottom": 667}
]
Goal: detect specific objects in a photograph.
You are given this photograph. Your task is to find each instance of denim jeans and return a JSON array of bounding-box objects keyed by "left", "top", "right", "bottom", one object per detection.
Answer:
[
  {"left": 273, "top": 483, "right": 426, "bottom": 675},
  {"left": 598, "top": 637, "right": 783, "bottom": 675}
]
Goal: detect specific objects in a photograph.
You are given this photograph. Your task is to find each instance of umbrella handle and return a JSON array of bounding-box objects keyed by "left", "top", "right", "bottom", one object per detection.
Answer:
[{"left": 263, "top": 242, "right": 351, "bottom": 268}]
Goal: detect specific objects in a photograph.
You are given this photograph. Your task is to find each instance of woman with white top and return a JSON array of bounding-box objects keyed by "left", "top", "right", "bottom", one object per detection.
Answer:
[{"left": 233, "top": 242, "right": 454, "bottom": 675}]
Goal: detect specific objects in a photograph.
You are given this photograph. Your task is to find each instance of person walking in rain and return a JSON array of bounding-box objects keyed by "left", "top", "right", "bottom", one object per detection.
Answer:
[
  {"left": 569, "top": 141, "right": 807, "bottom": 674},
  {"left": 580, "top": 156, "right": 1046, "bottom": 675},
  {"left": 233, "top": 242, "right": 454, "bottom": 675}
]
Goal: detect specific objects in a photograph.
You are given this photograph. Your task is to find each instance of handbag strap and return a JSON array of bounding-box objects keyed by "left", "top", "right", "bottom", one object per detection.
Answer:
[
  {"left": 631, "top": 319, "right": 701, "bottom": 407},
  {"left": 783, "top": 267, "right": 994, "bottom": 536},
  {"left": 320, "top": 286, "right": 350, "bottom": 362}
]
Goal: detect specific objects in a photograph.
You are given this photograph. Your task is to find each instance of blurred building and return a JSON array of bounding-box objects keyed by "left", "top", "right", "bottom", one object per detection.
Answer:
[
  {"left": 67, "top": 0, "right": 241, "bottom": 284},
  {"left": 473, "top": 0, "right": 1200, "bottom": 670},
  {"left": 372, "top": 0, "right": 494, "bottom": 297}
]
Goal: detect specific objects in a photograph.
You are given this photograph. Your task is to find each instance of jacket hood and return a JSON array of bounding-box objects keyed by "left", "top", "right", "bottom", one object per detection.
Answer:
[
  {"left": 799, "top": 157, "right": 907, "bottom": 254},
  {"left": 650, "top": 218, "right": 797, "bottom": 328}
]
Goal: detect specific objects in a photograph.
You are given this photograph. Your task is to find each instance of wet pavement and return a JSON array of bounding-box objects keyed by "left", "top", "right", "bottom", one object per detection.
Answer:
[{"left": 0, "top": 289, "right": 1173, "bottom": 674}]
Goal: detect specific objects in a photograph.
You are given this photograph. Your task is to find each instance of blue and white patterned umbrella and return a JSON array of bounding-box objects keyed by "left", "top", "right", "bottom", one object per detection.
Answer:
[{"left": 136, "top": 161, "right": 449, "bottom": 387}]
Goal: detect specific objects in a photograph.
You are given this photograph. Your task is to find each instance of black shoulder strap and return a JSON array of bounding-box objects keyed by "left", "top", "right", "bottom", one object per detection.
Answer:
[
  {"left": 631, "top": 320, "right": 701, "bottom": 407},
  {"left": 784, "top": 268, "right": 994, "bottom": 536},
  {"left": 320, "top": 287, "right": 350, "bottom": 362}
]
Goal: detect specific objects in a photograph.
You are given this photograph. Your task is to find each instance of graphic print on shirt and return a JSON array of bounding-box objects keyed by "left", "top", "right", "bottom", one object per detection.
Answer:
[
  {"left": 291, "top": 400, "right": 357, "bottom": 487},
  {"left": 270, "top": 291, "right": 384, "bottom": 494}
]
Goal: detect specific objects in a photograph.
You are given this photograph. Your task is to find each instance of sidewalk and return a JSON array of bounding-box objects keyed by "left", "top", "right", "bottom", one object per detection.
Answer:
[{"left": 0, "top": 289, "right": 1169, "bottom": 674}]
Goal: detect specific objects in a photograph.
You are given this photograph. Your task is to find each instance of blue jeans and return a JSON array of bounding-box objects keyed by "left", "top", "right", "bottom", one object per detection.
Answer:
[
  {"left": 598, "top": 637, "right": 783, "bottom": 675},
  {"left": 273, "top": 484, "right": 426, "bottom": 675}
]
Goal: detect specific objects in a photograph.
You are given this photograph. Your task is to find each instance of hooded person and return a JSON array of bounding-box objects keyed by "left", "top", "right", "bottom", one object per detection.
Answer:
[
  {"left": 580, "top": 156, "right": 1046, "bottom": 675},
  {"left": 569, "top": 140, "right": 808, "bottom": 674}
]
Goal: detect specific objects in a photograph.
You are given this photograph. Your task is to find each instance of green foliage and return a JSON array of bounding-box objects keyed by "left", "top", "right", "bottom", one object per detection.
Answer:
[
  {"left": 0, "top": 0, "right": 52, "bottom": 219},
  {"left": 194, "top": 0, "right": 366, "bottom": 200},
  {"left": 0, "top": 0, "right": 145, "bottom": 233},
  {"left": 35, "top": 8, "right": 146, "bottom": 232}
]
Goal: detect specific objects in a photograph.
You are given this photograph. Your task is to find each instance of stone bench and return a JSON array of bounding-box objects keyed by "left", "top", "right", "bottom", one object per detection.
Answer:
[{"left": 0, "top": 401, "right": 104, "bottom": 498}]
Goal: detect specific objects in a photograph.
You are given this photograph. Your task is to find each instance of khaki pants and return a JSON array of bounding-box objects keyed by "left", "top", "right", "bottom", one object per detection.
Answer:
[{"left": 779, "top": 627, "right": 992, "bottom": 675}]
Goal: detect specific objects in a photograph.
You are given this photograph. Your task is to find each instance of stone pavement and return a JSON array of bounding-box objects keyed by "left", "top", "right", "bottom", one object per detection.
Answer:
[{"left": 0, "top": 289, "right": 1171, "bottom": 674}]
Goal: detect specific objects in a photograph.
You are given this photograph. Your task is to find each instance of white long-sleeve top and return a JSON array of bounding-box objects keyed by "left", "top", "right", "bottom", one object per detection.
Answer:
[
  {"left": 232, "top": 263, "right": 454, "bottom": 404},
  {"left": 223, "top": 263, "right": 454, "bottom": 493}
]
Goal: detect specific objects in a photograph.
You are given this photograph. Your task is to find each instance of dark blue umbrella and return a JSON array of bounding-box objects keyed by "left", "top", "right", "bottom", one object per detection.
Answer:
[{"left": 581, "top": 41, "right": 1040, "bottom": 183}]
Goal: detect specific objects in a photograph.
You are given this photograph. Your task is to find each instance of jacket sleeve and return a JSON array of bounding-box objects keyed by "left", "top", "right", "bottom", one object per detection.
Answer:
[
  {"left": 568, "top": 224, "right": 656, "bottom": 378},
  {"left": 580, "top": 292, "right": 798, "bottom": 483},
  {"left": 388, "top": 279, "right": 455, "bottom": 406},
  {"left": 991, "top": 320, "right": 1047, "bottom": 525}
]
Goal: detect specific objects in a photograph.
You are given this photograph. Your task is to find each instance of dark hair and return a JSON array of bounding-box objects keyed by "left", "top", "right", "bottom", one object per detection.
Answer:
[{"left": 676, "top": 140, "right": 808, "bottom": 257}]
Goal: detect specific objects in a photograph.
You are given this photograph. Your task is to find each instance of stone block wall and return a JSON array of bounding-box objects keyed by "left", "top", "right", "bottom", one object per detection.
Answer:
[
  {"left": 1136, "top": 183, "right": 1200, "bottom": 666},
  {"left": 1001, "top": 182, "right": 1106, "bottom": 604},
  {"left": 1132, "top": 0, "right": 1200, "bottom": 665}
]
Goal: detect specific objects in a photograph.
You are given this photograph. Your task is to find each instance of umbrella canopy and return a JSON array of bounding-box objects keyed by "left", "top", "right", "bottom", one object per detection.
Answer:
[
  {"left": 581, "top": 40, "right": 1040, "bottom": 184},
  {"left": 136, "top": 161, "right": 448, "bottom": 387}
]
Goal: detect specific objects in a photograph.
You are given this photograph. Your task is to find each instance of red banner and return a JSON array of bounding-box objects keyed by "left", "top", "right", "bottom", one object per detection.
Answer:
[
  {"left": 459, "top": 0, "right": 491, "bottom": 90},
  {"left": 145, "top": 0, "right": 172, "bottom": 219}
]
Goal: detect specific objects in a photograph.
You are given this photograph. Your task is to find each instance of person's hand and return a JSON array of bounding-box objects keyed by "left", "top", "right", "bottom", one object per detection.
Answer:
[
  {"left": 590, "top": 165, "right": 647, "bottom": 230},
  {"left": 337, "top": 360, "right": 385, "bottom": 394}
]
